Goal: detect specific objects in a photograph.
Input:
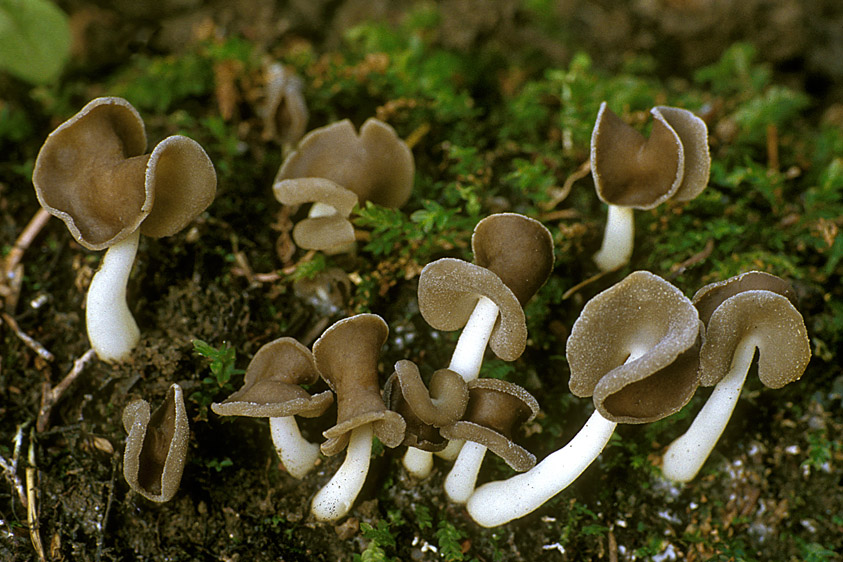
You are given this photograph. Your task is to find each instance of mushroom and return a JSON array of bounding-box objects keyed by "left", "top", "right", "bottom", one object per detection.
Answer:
[
  {"left": 122, "top": 383, "right": 189, "bottom": 503},
  {"left": 441, "top": 378, "right": 539, "bottom": 503},
  {"left": 211, "top": 337, "right": 333, "bottom": 479},
  {"left": 32, "top": 97, "right": 216, "bottom": 362},
  {"left": 413, "top": 213, "right": 553, "bottom": 470},
  {"left": 272, "top": 118, "right": 414, "bottom": 252},
  {"left": 590, "top": 102, "right": 710, "bottom": 272},
  {"left": 661, "top": 271, "right": 811, "bottom": 482},
  {"left": 383, "top": 360, "right": 469, "bottom": 478},
  {"left": 309, "top": 314, "right": 406, "bottom": 521},
  {"left": 466, "top": 271, "right": 703, "bottom": 527},
  {"left": 261, "top": 63, "right": 308, "bottom": 153}
]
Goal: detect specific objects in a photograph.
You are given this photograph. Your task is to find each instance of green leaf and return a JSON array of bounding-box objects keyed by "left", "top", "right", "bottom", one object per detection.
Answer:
[{"left": 0, "top": 0, "right": 71, "bottom": 84}]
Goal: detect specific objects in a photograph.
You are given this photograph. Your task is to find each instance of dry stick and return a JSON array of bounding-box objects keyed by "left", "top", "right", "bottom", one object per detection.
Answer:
[
  {"left": 36, "top": 349, "right": 97, "bottom": 433},
  {"left": 26, "top": 428, "right": 46, "bottom": 562},
  {"left": 95, "top": 453, "right": 119, "bottom": 562},
  {"left": 0, "top": 312, "right": 54, "bottom": 362},
  {"left": 539, "top": 159, "right": 591, "bottom": 212},
  {"left": 0, "top": 425, "right": 27, "bottom": 509},
  {"left": 3, "top": 207, "right": 52, "bottom": 276}
]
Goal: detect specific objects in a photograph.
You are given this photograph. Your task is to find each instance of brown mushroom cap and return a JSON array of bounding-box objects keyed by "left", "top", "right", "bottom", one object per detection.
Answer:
[
  {"left": 591, "top": 102, "right": 683, "bottom": 210},
  {"left": 439, "top": 378, "right": 539, "bottom": 472},
  {"left": 122, "top": 383, "right": 189, "bottom": 503},
  {"left": 211, "top": 337, "right": 333, "bottom": 419},
  {"left": 471, "top": 213, "right": 555, "bottom": 306},
  {"left": 692, "top": 270, "right": 798, "bottom": 326},
  {"left": 384, "top": 360, "right": 469, "bottom": 450},
  {"left": 274, "top": 118, "right": 414, "bottom": 208},
  {"left": 566, "top": 270, "right": 702, "bottom": 423},
  {"left": 417, "top": 258, "right": 528, "bottom": 361},
  {"left": 699, "top": 289, "right": 811, "bottom": 388},
  {"left": 313, "top": 314, "right": 406, "bottom": 456},
  {"left": 33, "top": 97, "right": 151, "bottom": 250},
  {"left": 262, "top": 63, "right": 308, "bottom": 146},
  {"left": 33, "top": 98, "right": 216, "bottom": 249},
  {"left": 654, "top": 106, "right": 710, "bottom": 202},
  {"left": 138, "top": 135, "right": 217, "bottom": 238},
  {"left": 273, "top": 177, "right": 359, "bottom": 250}
]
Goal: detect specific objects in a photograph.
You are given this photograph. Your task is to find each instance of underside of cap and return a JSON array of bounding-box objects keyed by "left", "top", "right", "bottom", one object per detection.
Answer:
[
  {"left": 417, "top": 258, "right": 527, "bottom": 361},
  {"left": 693, "top": 270, "right": 798, "bottom": 325},
  {"left": 471, "top": 213, "right": 555, "bottom": 306},
  {"left": 699, "top": 289, "right": 810, "bottom": 388},
  {"left": 590, "top": 102, "right": 684, "bottom": 210}
]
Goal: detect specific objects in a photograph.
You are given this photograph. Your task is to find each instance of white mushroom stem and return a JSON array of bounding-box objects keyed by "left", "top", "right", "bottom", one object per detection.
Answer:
[
  {"left": 593, "top": 204, "right": 634, "bottom": 273},
  {"left": 309, "top": 202, "right": 337, "bottom": 218},
  {"left": 269, "top": 416, "right": 321, "bottom": 480},
  {"left": 448, "top": 295, "right": 500, "bottom": 381},
  {"left": 85, "top": 230, "right": 141, "bottom": 362},
  {"left": 466, "top": 409, "right": 617, "bottom": 527},
  {"left": 444, "top": 441, "right": 488, "bottom": 503},
  {"left": 405, "top": 296, "right": 500, "bottom": 472},
  {"left": 463, "top": 350, "right": 645, "bottom": 525},
  {"left": 661, "top": 341, "right": 756, "bottom": 483},
  {"left": 311, "top": 424, "right": 373, "bottom": 521},
  {"left": 402, "top": 446, "right": 434, "bottom": 479}
]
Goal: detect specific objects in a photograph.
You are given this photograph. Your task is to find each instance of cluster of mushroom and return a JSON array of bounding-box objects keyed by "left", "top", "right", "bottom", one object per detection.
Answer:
[{"left": 465, "top": 270, "right": 811, "bottom": 527}]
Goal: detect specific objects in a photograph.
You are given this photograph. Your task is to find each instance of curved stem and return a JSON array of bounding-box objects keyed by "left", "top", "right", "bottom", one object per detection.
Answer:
[
  {"left": 466, "top": 409, "right": 617, "bottom": 527},
  {"left": 269, "top": 416, "right": 321, "bottom": 479},
  {"left": 444, "top": 441, "right": 488, "bottom": 504},
  {"left": 661, "top": 343, "right": 756, "bottom": 483},
  {"left": 593, "top": 204, "right": 634, "bottom": 272},
  {"left": 311, "top": 424, "right": 373, "bottom": 521},
  {"left": 448, "top": 295, "right": 500, "bottom": 382},
  {"left": 85, "top": 230, "right": 140, "bottom": 362},
  {"left": 402, "top": 446, "right": 434, "bottom": 479}
]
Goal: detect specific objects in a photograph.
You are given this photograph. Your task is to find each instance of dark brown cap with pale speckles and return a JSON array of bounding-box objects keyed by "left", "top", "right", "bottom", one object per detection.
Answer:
[
  {"left": 273, "top": 177, "right": 359, "bottom": 250},
  {"left": 122, "top": 384, "right": 189, "bottom": 503},
  {"left": 211, "top": 337, "right": 333, "bottom": 419},
  {"left": 440, "top": 378, "right": 539, "bottom": 472},
  {"left": 384, "top": 360, "right": 469, "bottom": 451},
  {"left": 566, "top": 271, "right": 703, "bottom": 423},
  {"left": 313, "top": 314, "right": 406, "bottom": 456},
  {"left": 694, "top": 272, "right": 810, "bottom": 388}
]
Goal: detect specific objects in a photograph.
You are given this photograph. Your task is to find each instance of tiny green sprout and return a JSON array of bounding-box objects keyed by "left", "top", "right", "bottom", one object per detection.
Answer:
[
  {"left": 414, "top": 505, "right": 433, "bottom": 530},
  {"left": 205, "top": 457, "right": 234, "bottom": 472},
  {"left": 193, "top": 339, "right": 244, "bottom": 387}
]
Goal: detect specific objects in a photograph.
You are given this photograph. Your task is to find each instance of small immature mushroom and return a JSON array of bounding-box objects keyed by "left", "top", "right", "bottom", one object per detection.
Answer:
[
  {"left": 32, "top": 97, "right": 216, "bottom": 362},
  {"left": 590, "top": 102, "right": 710, "bottom": 272},
  {"left": 274, "top": 177, "right": 358, "bottom": 251},
  {"left": 383, "top": 360, "right": 469, "bottom": 478},
  {"left": 661, "top": 271, "right": 811, "bottom": 483},
  {"left": 310, "top": 314, "right": 406, "bottom": 521},
  {"left": 273, "top": 118, "right": 414, "bottom": 252},
  {"left": 261, "top": 63, "right": 308, "bottom": 152},
  {"left": 441, "top": 378, "right": 539, "bottom": 503},
  {"left": 466, "top": 271, "right": 702, "bottom": 527},
  {"left": 211, "top": 337, "right": 333, "bottom": 479},
  {"left": 415, "top": 213, "right": 553, "bottom": 465},
  {"left": 123, "top": 383, "right": 189, "bottom": 503}
]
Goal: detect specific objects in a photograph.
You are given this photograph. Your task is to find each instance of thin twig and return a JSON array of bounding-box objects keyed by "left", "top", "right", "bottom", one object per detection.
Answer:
[
  {"left": 36, "top": 348, "right": 97, "bottom": 432},
  {"left": 26, "top": 429, "right": 46, "bottom": 562},
  {"left": 3, "top": 208, "right": 51, "bottom": 276},
  {"left": 562, "top": 269, "right": 613, "bottom": 300},
  {"left": 0, "top": 312, "right": 54, "bottom": 362},
  {"left": 0, "top": 425, "right": 27, "bottom": 509},
  {"left": 539, "top": 159, "right": 591, "bottom": 211}
]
